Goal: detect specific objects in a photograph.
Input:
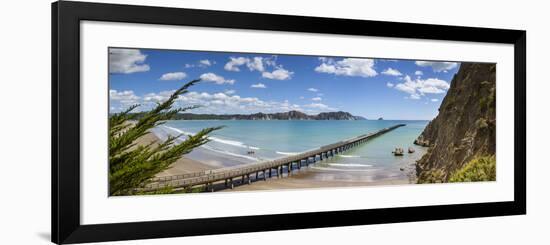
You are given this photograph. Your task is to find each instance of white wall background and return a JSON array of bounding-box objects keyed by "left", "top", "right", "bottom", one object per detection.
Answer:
[{"left": 0, "top": 0, "right": 547, "bottom": 244}]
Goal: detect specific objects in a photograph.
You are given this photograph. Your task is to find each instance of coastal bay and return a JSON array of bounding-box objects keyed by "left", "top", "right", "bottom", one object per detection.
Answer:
[{"left": 143, "top": 120, "right": 426, "bottom": 191}]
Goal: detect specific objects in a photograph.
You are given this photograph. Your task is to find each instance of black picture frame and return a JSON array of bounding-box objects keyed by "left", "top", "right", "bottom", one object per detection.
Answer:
[{"left": 52, "top": 1, "right": 526, "bottom": 244}]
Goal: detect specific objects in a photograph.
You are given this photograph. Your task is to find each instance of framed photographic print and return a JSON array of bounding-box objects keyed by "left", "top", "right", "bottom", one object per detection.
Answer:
[{"left": 52, "top": 1, "right": 526, "bottom": 244}]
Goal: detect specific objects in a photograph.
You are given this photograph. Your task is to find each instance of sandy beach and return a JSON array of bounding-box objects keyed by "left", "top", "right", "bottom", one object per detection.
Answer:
[
  {"left": 219, "top": 166, "right": 414, "bottom": 192},
  {"left": 135, "top": 132, "right": 219, "bottom": 177}
]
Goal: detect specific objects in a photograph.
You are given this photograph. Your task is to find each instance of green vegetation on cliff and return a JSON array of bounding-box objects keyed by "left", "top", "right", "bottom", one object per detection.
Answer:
[{"left": 449, "top": 155, "right": 496, "bottom": 182}]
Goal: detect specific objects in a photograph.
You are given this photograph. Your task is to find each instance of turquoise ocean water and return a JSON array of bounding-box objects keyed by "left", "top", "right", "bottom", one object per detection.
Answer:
[{"left": 152, "top": 120, "right": 428, "bottom": 180}]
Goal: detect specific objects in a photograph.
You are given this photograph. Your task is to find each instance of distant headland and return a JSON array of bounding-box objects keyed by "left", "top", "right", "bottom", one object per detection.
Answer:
[{"left": 129, "top": 110, "right": 366, "bottom": 120}]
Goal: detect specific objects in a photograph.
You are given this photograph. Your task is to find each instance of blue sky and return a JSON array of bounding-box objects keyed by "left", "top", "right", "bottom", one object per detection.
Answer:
[{"left": 109, "top": 48, "right": 460, "bottom": 120}]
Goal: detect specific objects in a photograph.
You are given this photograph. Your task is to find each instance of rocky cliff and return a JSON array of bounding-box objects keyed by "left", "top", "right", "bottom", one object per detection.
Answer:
[{"left": 414, "top": 63, "right": 496, "bottom": 183}]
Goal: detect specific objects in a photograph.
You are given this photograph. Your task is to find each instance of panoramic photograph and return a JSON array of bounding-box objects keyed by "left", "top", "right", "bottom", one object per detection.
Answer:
[{"left": 108, "top": 48, "right": 496, "bottom": 196}]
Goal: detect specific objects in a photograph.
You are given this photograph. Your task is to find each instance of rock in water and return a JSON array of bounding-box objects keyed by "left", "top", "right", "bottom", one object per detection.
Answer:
[
  {"left": 414, "top": 135, "right": 430, "bottom": 147},
  {"left": 393, "top": 147, "right": 404, "bottom": 156},
  {"left": 414, "top": 63, "right": 496, "bottom": 183}
]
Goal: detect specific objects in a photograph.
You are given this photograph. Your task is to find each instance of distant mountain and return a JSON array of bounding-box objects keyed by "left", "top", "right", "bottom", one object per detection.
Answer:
[
  {"left": 315, "top": 111, "right": 366, "bottom": 120},
  {"left": 130, "top": 110, "right": 366, "bottom": 120}
]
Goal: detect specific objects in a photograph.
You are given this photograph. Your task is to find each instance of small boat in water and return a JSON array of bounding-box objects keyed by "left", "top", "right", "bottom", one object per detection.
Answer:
[
  {"left": 392, "top": 147, "right": 404, "bottom": 156},
  {"left": 408, "top": 147, "right": 415, "bottom": 153}
]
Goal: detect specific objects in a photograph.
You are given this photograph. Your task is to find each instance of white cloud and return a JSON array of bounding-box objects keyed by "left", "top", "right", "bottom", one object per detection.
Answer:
[
  {"left": 410, "top": 94, "right": 421, "bottom": 100},
  {"left": 431, "top": 98, "right": 439, "bottom": 102},
  {"left": 381, "top": 68, "right": 402, "bottom": 76},
  {"left": 311, "top": 97, "right": 322, "bottom": 101},
  {"left": 224, "top": 89, "right": 236, "bottom": 95},
  {"left": 304, "top": 103, "right": 336, "bottom": 111},
  {"left": 112, "top": 88, "right": 338, "bottom": 114},
  {"left": 415, "top": 61, "right": 458, "bottom": 72},
  {"left": 393, "top": 75, "right": 450, "bottom": 99},
  {"left": 224, "top": 57, "right": 249, "bottom": 71},
  {"left": 262, "top": 68, "right": 293, "bottom": 80},
  {"left": 395, "top": 83, "right": 417, "bottom": 95},
  {"left": 264, "top": 56, "right": 278, "bottom": 67},
  {"left": 199, "top": 59, "right": 213, "bottom": 67},
  {"left": 251, "top": 83, "right": 267, "bottom": 88},
  {"left": 315, "top": 58, "right": 377, "bottom": 77},
  {"left": 317, "top": 93, "right": 324, "bottom": 96},
  {"left": 415, "top": 70, "right": 423, "bottom": 76},
  {"left": 314, "top": 63, "right": 334, "bottom": 74},
  {"left": 247, "top": 57, "right": 265, "bottom": 72},
  {"left": 143, "top": 90, "right": 301, "bottom": 114},
  {"left": 109, "top": 90, "right": 140, "bottom": 111},
  {"left": 417, "top": 79, "right": 450, "bottom": 94},
  {"left": 143, "top": 90, "right": 174, "bottom": 103},
  {"left": 200, "top": 73, "right": 235, "bottom": 85},
  {"left": 109, "top": 48, "right": 150, "bottom": 74},
  {"left": 110, "top": 89, "right": 139, "bottom": 102},
  {"left": 299, "top": 96, "right": 305, "bottom": 99},
  {"left": 186, "top": 59, "right": 215, "bottom": 69},
  {"left": 223, "top": 56, "right": 293, "bottom": 80},
  {"left": 307, "top": 88, "right": 319, "bottom": 92},
  {"left": 159, "top": 72, "right": 187, "bottom": 81},
  {"left": 386, "top": 82, "right": 394, "bottom": 88}
]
